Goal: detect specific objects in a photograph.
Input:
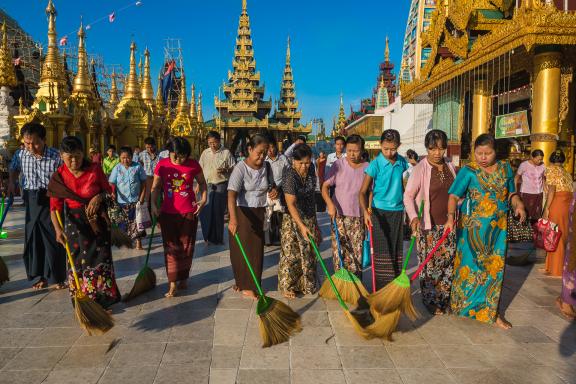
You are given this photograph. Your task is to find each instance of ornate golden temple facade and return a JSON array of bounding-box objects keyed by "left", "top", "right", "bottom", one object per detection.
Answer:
[
  {"left": 211, "top": 0, "right": 311, "bottom": 152},
  {"left": 401, "top": 0, "right": 576, "bottom": 172}
]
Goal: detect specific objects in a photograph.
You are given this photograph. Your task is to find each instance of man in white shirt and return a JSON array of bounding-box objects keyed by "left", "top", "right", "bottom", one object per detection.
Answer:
[
  {"left": 198, "top": 131, "right": 236, "bottom": 245},
  {"left": 326, "top": 136, "right": 346, "bottom": 171},
  {"left": 265, "top": 141, "right": 289, "bottom": 245}
]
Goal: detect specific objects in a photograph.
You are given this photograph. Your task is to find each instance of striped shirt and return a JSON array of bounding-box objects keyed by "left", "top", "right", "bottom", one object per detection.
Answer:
[
  {"left": 9, "top": 146, "right": 62, "bottom": 190},
  {"left": 138, "top": 150, "right": 160, "bottom": 177}
]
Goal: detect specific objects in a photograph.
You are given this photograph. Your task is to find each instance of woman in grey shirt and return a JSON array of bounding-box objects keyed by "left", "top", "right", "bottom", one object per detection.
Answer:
[{"left": 228, "top": 134, "right": 278, "bottom": 298}]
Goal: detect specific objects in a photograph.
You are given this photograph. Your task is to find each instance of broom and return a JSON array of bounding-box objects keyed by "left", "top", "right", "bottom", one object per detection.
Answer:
[
  {"left": 410, "top": 228, "right": 452, "bottom": 282},
  {"left": 319, "top": 220, "right": 369, "bottom": 305},
  {"left": 234, "top": 233, "right": 301, "bottom": 347},
  {"left": 367, "top": 201, "right": 424, "bottom": 320},
  {"left": 0, "top": 195, "right": 13, "bottom": 285},
  {"left": 55, "top": 210, "right": 114, "bottom": 335},
  {"left": 122, "top": 216, "right": 158, "bottom": 302}
]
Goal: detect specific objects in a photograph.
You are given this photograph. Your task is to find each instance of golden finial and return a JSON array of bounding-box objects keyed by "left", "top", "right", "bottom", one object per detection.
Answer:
[
  {"left": 122, "top": 41, "right": 141, "bottom": 99},
  {"left": 197, "top": 92, "right": 203, "bottom": 123},
  {"left": 155, "top": 75, "right": 165, "bottom": 113},
  {"left": 242, "top": 0, "right": 247, "bottom": 13},
  {"left": 72, "top": 21, "right": 92, "bottom": 96},
  {"left": 109, "top": 70, "right": 119, "bottom": 105},
  {"left": 286, "top": 36, "right": 291, "bottom": 64},
  {"left": 385, "top": 36, "right": 390, "bottom": 62},
  {"left": 190, "top": 84, "right": 197, "bottom": 119},
  {"left": 141, "top": 47, "right": 154, "bottom": 101},
  {"left": 40, "top": 0, "right": 66, "bottom": 85},
  {"left": 0, "top": 19, "right": 17, "bottom": 88},
  {"left": 176, "top": 72, "right": 189, "bottom": 115},
  {"left": 138, "top": 56, "right": 143, "bottom": 85}
]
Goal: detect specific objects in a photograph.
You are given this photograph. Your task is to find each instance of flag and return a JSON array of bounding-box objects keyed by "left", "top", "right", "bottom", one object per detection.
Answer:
[
  {"left": 161, "top": 70, "right": 173, "bottom": 105},
  {"left": 59, "top": 36, "right": 68, "bottom": 46},
  {"left": 136, "top": 1, "right": 142, "bottom": 5},
  {"left": 86, "top": 25, "right": 91, "bottom": 30},
  {"left": 109, "top": 12, "right": 116, "bottom": 23}
]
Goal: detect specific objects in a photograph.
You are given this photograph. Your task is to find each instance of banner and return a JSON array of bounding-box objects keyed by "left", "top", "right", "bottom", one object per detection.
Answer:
[{"left": 495, "top": 111, "right": 530, "bottom": 139}]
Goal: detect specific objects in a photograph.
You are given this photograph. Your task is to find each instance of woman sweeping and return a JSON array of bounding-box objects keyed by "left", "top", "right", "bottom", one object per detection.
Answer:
[
  {"left": 228, "top": 134, "right": 278, "bottom": 298},
  {"left": 542, "top": 150, "right": 574, "bottom": 278},
  {"left": 446, "top": 134, "right": 526, "bottom": 329},
  {"left": 108, "top": 146, "right": 147, "bottom": 250},
  {"left": 321, "top": 134, "right": 368, "bottom": 278},
  {"left": 151, "top": 137, "right": 207, "bottom": 298},
  {"left": 278, "top": 144, "right": 322, "bottom": 298},
  {"left": 404, "top": 130, "right": 457, "bottom": 315},
  {"left": 48, "top": 136, "right": 120, "bottom": 309}
]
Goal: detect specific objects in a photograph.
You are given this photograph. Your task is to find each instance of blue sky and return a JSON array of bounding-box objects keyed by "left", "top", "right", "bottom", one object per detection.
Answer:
[{"left": 1, "top": 0, "right": 410, "bottom": 133}]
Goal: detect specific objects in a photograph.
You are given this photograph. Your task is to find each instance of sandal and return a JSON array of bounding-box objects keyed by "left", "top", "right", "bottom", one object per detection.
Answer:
[
  {"left": 52, "top": 283, "right": 67, "bottom": 290},
  {"left": 165, "top": 283, "right": 177, "bottom": 298},
  {"left": 495, "top": 315, "right": 513, "bottom": 330},
  {"left": 32, "top": 279, "right": 48, "bottom": 290},
  {"left": 283, "top": 291, "right": 296, "bottom": 299}
]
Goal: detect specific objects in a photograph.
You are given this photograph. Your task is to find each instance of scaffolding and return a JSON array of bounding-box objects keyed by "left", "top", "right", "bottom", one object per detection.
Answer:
[{"left": 163, "top": 38, "right": 185, "bottom": 119}]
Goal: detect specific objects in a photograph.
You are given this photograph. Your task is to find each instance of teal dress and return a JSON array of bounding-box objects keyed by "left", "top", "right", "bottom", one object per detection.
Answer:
[{"left": 448, "top": 161, "right": 515, "bottom": 324}]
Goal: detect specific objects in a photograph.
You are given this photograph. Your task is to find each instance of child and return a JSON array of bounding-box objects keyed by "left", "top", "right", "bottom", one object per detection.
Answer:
[{"left": 359, "top": 129, "right": 409, "bottom": 290}]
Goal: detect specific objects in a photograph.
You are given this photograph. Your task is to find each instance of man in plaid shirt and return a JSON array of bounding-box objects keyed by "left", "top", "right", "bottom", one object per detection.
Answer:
[
  {"left": 138, "top": 137, "right": 160, "bottom": 202},
  {"left": 8, "top": 123, "right": 66, "bottom": 290}
]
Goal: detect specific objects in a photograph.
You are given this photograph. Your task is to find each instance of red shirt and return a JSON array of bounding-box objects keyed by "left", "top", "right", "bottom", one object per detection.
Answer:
[
  {"left": 91, "top": 153, "right": 103, "bottom": 165},
  {"left": 154, "top": 158, "right": 202, "bottom": 214},
  {"left": 50, "top": 162, "right": 112, "bottom": 211}
]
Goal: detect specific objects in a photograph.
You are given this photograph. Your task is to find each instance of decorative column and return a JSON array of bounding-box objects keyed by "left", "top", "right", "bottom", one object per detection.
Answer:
[
  {"left": 531, "top": 48, "right": 562, "bottom": 165},
  {"left": 471, "top": 77, "right": 491, "bottom": 145}
]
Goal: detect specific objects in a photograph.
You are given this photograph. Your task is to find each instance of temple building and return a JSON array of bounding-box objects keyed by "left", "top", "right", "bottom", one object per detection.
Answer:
[
  {"left": 401, "top": 1, "right": 576, "bottom": 173},
  {"left": 169, "top": 73, "right": 204, "bottom": 158},
  {"left": 210, "top": 0, "right": 311, "bottom": 153}
]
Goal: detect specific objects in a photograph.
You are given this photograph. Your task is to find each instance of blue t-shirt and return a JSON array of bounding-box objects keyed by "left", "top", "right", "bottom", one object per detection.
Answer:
[
  {"left": 365, "top": 153, "right": 409, "bottom": 211},
  {"left": 109, "top": 162, "right": 147, "bottom": 204}
]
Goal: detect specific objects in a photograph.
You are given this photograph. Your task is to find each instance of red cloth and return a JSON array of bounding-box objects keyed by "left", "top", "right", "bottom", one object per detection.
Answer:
[
  {"left": 91, "top": 153, "right": 102, "bottom": 165},
  {"left": 50, "top": 163, "right": 112, "bottom": 211},
  {"left": 317, "top": 158, "right": 326, "bottom": 185},
  {"left": 154, "top": 158, "right": 202, "bottom": 215}
]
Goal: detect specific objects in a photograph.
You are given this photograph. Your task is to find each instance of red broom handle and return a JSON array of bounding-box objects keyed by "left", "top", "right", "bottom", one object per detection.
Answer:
[
  {"left": 410, "top": 228, "right": 451, "bottom": 281},
  {"left": 368, "top": 224, "right": 376, "bottom": 293}
]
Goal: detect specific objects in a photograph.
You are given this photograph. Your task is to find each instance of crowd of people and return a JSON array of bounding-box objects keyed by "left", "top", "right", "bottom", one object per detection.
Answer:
[{"left": 2, "top": 121, "right": 575, "bottom": 327}]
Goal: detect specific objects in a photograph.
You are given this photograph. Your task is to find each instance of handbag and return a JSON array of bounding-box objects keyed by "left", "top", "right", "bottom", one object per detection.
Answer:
[
  {"left": 135, "top": 201, "right": 152, "bottom": 231},
  {"left": 362, "top": 231, "right": 371, "bottom": 268},
  {"left": 533, "top": 218, "right": 562, "bottom": 252},
  {"left": 507, "top": 211, "right": 533, "bottom": 243}
]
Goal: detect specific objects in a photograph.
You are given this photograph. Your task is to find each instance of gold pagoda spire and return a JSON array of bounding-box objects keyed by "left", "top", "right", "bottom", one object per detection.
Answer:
[
  {"left": 41, "top": 0, "right": 65, "bottom": 84},
  {"left": 286, "top": 36, "right": 291, "bottom": 64},
  {"left": 274, "top": 36, "right": 301, "bottom": 126},
  {"left": 337, "top": 93, "right": 346, "bottom": 130},
  {"left": 71, "top": 22, "right": 93, "bottom": 97},
  {"left": 138, "top": 56, "right": 143, "bottom": 86},
  {"left": 384, "top": 36, "right": 390, "bottom": 62},
  {"left": 190, "top": 84, "right": 197, "bottom": 119},
  {"left": 197, "top": 92, "right": 203, "bottom": 123},
  {"left": 123, "top": 41, "right": 141, "bottom": 99},
  {"left": 109, "top": 70, "right": 119, "bottom": 106},
  {"left": 176, "top": 72, "right": 189, "bottom": 116},
  {"left": 0, "top": 19, "right": 17, "bottom": 88},
  {"left": 155, "top": 75, "right": 165, "bottom": 114},
  {"left": 141, "top": 48, "right": 154, "bottom": 102}
]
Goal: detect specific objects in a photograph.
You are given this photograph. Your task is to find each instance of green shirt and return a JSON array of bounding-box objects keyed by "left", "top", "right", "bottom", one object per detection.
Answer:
[{"left": 102, "top": 156, "right": 119, "bottom": 176}]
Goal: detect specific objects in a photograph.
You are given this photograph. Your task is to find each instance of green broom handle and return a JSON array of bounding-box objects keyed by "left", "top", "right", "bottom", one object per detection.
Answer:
[
  {"left": 308, "top": 235, "right": 349, "bottom": 311},
  {"left": 144, "top": 195, "right": 162, "bottom": 266},
  {"left": 401, "top": 201, "right": 424, "bottom": 273},
  {"left": 234, "top": 233, "right": 267, "bottom": 304}
]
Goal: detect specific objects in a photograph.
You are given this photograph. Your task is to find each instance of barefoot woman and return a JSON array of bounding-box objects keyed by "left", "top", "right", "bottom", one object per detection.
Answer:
[
  {"left": 446, "top": 134, "right": 526, "bottom": 329},
  {"left": 151, "top": 137, "right": 207, "bottom": 297}
]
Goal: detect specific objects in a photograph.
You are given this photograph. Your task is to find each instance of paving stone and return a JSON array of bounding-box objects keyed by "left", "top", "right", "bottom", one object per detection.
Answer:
[
  {"left": 27, "top": 327, "right": 83, "bottom": 347},
  {"left": 98, "top": 364, "right": 158, "bottom": 384},
  {"left": 338, "top": 346, "right": 393, "bottom": 369},
  {"left": 4, "top": 346, "right": 68, "bottom": 370},
  {"left": 109, "top": 342, "right": 166, "bottom": 367},
  {"left": 432, "top": 345, "right": 495, "bottom": 369},
  {"left": 42, "top": 367, "right": 105, "bottom": 384},
  {"left": 291, "top": 345, "right": 341, "bottom": 369},
  {"left": 208, "top": 368, "right": 237, "bottom": 384},
  {"left": 397, "top": 368, "right": 458, "bottom": 384},
  {"left": 418, "top": 325, "right": 473, "bottom": 345},
  {"left": 0, "top": 348, "right": 20, "bottom": 370},
  {"left": 214, "top": 309, "right": 250, "bottom": 327},
  {"left": 56, "top": 345, "right": 117, "bottom": 369},
  {"left": 74, "top": 325, "right": 127, "bottom": 346},
  {"left": 210, "top": 345, "right": 242, "bottom": 369},
  {"left": 213, "top": 325, "right": 246, "bottom": 346},
  {"left": 0, "top": 369, "right": 49, "bottom": 384},
  {"left": 0, "top": 328, "right": 42, "bottom": 348},
  {"left": 169, "top": 323, "right": 214, "bottom": 342},
  {"left": 448, "top": 368, "right": 516, "bottom": 384},
  {"left": 236, "top": 369, "right": 289, "bottom": 384},
  {"left": 154, "top": 364, "right": 209, "bottom": 384},
  {"left": 386, "top": 345, "right": 444, "bottom": 368},
  {"left": 300, "top": 311, "right": 330, "bottom": 327},
  {"left": 333, "top": 327, "right": 383, "bottom": 346},
  {"left": 477, "top": 344, "right": 546, "bottom": 368},
  {"left": 498, "top": 366, "right": 568, "bottom": 384},
  {"left": 291, "top": 369, "right": 346, "bottom": 384},
  {"left": 161, "top": 341, "right": 212, "bottom": 365},
  {"left": 344, "top": 369, "right": 404, "bottom": 384},
  {"left": 290, "top": 326, "right": 335, "bottom": 346},
  {"left": 239, "top": 346, "right": 289, "bottom": 369}
]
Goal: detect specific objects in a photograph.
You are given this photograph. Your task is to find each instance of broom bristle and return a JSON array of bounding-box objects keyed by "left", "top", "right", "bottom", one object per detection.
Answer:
[
  {"left": 74, "top": 296, "right": 114, "bottom": 336},
  {"left": 111, "top": 227, "right": 133, "bottom": 249},
  {"left": 345, "top": 310, "right": 377, "bottom": 340},
  {"left": 258, "top": 297, "right": 302, "bottom": 347},
  {"left": 320, "top": 271, "right": 370, "bottom": 306},
  {"left": 122, "top": 267, "right": 156, "bottom": 302},
  {"left": 367, "top": 282, "right": 406, "bottom": 314},
  {"left": 366, "top": 309, "right": 401, "bottom": 340},
  {"left": 399, "top": 290, "right": 419, "bottom": 320},
  {"left": 0, "top": 257, "right": 9, "bottom": 286}
]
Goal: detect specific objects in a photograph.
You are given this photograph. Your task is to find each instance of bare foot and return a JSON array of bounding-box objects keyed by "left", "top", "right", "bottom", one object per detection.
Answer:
[
  {"left": 241, "top": 290, "right": 257, "bottom": 299},
  {"left": 282, "top": 291, "right": 296, "bottom": 299},
  {"left": 434, "top": 308, "right": 444, "bottom": 315},
  {"left": 538, "top": 268, "right": 550, "bottom": 275},
  {"left": 32, "top": 279, "right": 48, "bottom": 290},
  {"left": 177, "top": 280, "right": 188, "bottom": 290},
  {"left": 135, "top": 239, "right": 143, "bottom": 250},
  {"left": 52, "top": 282, "right": 67, "bottom": 290},
  {"left": 165, "top": 282, "right": 177, "bottom": 298},
  {"left": 556, "top": 297, "right": 576, "bottom": 321},
  {"left": 232, "top": 285, "right": 240, "bottom": 292},
  {"left": 495, "top": 315, "right": 512, "bottom": 330}
]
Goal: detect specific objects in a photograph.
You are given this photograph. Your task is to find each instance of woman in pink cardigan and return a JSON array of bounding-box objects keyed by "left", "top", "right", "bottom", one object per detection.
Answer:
[{"left": 404, "top": 130, "right": 457, "bottom": 315}]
